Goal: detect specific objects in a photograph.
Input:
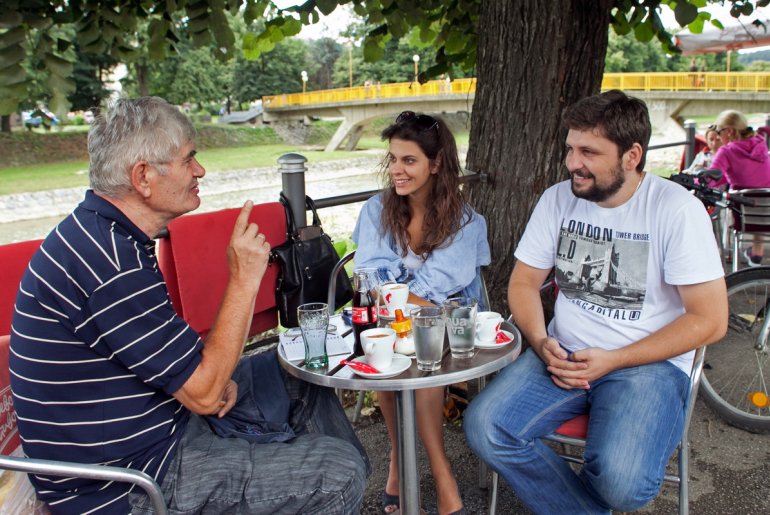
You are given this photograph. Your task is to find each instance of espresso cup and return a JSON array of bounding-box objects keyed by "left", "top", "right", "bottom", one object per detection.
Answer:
[
  {"left": 476, "top": 311, "right": 504, "bottom": 343},
  {"left": 381, "top": 282, "right": 409, "bottom": 316},
  {"left": 361, "top": 327, "right": 396, "bottom": 371}
]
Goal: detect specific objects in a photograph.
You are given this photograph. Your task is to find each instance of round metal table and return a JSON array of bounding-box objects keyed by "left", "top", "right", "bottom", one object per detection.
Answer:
[{"left": 278, "top": 323, "right": 522, "bottom": 515}]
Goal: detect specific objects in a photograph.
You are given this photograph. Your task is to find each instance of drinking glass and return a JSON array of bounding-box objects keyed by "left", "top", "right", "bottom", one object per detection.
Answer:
[
  {"left": 297, "top": 302, "right": 329, "bottom": 369},
  {"left": 442, "top": 297, "right": 478, "bottom": 358},
  {"left": 412, "top": 306, "right": 446, "bottom": 371}
]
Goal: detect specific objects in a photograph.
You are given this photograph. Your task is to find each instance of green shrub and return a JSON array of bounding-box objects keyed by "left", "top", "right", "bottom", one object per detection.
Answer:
[
  {"left": 0, "top": 131, "right": 88, "bottom": 167},
  {"left": 195, "top": 124, "right": 282, "bottom": 148}
]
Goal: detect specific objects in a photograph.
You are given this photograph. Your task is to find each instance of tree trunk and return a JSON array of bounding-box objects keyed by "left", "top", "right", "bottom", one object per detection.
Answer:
[
  {"left": 1, "top": 114, "right": 10, "bottom": 133},
  {"left": 136, "top": 63, "right": 150, "bottom": 97},
  {"left": 466, "top": 0, "right": 613, "bottom": 312}
]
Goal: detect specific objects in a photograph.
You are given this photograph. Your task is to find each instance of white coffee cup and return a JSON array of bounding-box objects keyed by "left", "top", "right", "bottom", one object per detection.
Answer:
[
  {"left": 381, "top": 282, "right": 409, "bottom": 316},
  {"left": 362, "top": 327, "right": 396, "bottom": 371},
  {"left": 476, "top": 311, "right": 503, "bottom": 342}
]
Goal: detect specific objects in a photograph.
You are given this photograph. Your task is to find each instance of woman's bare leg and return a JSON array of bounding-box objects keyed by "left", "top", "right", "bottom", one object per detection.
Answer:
[
  {"left": 379, "top": 387, "right": 463, "bottom": 515},
  {"left": 415, "top": 387, "right": 463, "bottom": 514}
]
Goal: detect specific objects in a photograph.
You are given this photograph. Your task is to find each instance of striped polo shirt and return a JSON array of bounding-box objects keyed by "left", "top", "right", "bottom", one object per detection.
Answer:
[{"left": 10, "top": 191, "right": 202, "bottom": 513}]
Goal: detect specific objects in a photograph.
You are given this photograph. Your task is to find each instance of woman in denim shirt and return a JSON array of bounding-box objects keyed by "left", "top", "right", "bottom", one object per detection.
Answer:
[{"left": 352, "top": 111, "right": 490, "bottom": 515}]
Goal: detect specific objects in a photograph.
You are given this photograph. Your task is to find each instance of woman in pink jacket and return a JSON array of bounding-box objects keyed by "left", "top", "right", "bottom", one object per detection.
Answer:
[{"left": 712, "top": 110, "right": 770, "bottom": 266}]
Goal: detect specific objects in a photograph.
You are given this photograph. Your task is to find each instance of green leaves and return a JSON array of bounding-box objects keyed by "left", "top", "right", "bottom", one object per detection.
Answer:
[
  {"left": 40, "top": 32, "right": 75, "bottom": 116},
  {"left": 316, "top": 0, "right": 339, "bottom": 16},
  {"left": 0, "top": 40, "right": 25, "bottom": 68},
  {"left": 0, "top": 17, "right": 28, "bottom": 115},
  {"left": 674, "top": 1, "right": 699, "bottom": 26},
  {"left": 0, "top": 10, "right": 23, "bottom": 29},
  {"left": 181, "top": 0, "right": 237, "bottom": 60},
  {"left": 363, "top": 37, "right": 385, "bottom": 61}
]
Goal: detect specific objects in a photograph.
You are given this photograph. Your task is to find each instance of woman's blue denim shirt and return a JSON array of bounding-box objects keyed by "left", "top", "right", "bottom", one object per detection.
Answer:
[{"left": 352, "top": 193, "right": 491, "bottom": 308}]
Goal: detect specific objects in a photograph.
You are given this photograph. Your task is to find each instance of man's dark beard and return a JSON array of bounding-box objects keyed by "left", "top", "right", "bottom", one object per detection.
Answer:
[{"left": 570, "top": 164, "right": 625, "bottom": 203}]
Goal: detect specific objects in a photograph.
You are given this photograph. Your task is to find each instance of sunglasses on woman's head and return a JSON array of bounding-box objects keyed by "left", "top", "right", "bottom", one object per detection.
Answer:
[{"left": 395, "top": 111, "right": 439, "bottom": 132}]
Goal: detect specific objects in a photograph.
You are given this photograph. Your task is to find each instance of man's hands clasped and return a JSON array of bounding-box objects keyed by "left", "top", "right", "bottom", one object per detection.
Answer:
[{"left": 536, "top": 337, "right": 620, "bottom": 390}]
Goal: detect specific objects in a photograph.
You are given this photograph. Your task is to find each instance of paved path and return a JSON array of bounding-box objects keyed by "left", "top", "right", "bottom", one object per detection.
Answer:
[{"left": 352, "top": 394, "right": 769, "bottom": 514}]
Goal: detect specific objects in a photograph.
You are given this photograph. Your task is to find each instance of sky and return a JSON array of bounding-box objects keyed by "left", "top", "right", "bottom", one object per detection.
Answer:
[{"left": 273, "top": 1, "right": 354, "bottom": 41}]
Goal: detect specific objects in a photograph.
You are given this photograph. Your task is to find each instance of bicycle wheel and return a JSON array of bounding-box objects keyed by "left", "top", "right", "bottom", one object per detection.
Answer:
[{"left": 700, "top": 267, "right": 770, "bottom": 433}]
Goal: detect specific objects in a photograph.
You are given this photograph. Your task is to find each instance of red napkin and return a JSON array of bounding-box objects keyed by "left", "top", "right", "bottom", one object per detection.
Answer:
[{"left": 495, "top": 331, "right": 512, "bottom": 344}]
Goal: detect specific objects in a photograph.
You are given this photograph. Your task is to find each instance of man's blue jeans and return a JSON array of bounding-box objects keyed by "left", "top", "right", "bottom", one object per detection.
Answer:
[
  {"left": 464, "top": 348, "right": 689, "bottom": 515},
  {"left": 131, "top": 351, "right": 369, "bottom": 514}
]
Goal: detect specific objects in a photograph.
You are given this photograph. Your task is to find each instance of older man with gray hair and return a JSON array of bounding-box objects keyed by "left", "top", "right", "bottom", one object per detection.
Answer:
[{"left": 10, "top": 97, "right": 367, "bottom": 514}]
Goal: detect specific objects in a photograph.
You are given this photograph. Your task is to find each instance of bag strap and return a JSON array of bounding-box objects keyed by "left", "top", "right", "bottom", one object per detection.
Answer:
[
  {"left": 304, "top": 196, "right": 322, "bottom": 226},
  {"left": 279, "top": 193, "right": 323, "bottom": 236}
]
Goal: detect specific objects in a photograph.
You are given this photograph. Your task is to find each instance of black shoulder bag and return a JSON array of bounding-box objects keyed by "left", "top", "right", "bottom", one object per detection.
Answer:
[{"left": 271, "top": 193, "right": 354, "bottom": 328}]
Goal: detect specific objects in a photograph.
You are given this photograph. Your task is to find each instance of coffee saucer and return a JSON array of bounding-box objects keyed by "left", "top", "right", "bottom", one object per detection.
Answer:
[
  {"left": 475, "top": 330, "right": 515, "bottom": 350},
  {"left": 350, "top": 355, "right": 412, "bottom": 379},
  {"left": 377, "top": 303, "right": 419, "bottom": 319}
]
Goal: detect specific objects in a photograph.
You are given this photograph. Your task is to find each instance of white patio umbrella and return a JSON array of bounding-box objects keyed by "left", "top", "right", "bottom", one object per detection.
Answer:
[{"left": 675, "top": 18, "right": 770, "bottom": 68}]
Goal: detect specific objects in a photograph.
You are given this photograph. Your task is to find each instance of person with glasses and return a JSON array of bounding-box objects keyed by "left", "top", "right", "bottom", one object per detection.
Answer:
[
  {"left": 352, "top": 111, "right": 490, "bottom": 515},
  {"left": 711, "top": 110, "right": 770, "bottom": 266}
]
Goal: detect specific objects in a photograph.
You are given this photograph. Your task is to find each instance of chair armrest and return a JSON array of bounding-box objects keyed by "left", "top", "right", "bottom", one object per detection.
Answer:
[{"left": 0, "top": 455, "right": 167, "bottom": 514}]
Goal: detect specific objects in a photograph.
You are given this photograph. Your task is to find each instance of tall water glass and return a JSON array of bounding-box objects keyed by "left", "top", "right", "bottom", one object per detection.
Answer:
[
  {"left": 442, "top": 297, "right": 478, "bottom": 358},
  {"left": 412, "top": 306, "right": 445, "bottom": 371},
  {"left": 297, "top": 302, "right": 329, "bottom": 369}
]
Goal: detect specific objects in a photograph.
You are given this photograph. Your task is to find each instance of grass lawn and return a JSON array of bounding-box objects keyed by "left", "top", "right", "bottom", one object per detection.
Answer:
[
  {"left": 0, "top": 161, "right": 91, "bottom": 195},
  {"left": 0, "top": 144, "right": 384, "bottom": 196}
]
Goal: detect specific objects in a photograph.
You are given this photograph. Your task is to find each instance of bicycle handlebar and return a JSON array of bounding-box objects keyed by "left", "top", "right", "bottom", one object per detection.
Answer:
[
  {"left": 726, "top": 192, "right": 755, "bottom": 207},
  {"left": 669, "top": 170, "right": 755, "bottom": 209}
]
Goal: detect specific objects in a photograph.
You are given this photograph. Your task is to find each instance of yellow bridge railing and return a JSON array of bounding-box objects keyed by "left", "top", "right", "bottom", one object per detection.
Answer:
[
  {"left": 602, "top": 71, "right": 770, "bottom": 92},
  {"left": 263, "top": 78, "right": 477, "bottom": 108},
  {"left": 263, "top": 72, "right": 770, "bottom": 109}
]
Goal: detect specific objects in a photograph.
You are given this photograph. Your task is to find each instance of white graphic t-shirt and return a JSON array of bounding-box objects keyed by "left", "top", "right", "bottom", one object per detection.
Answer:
[{"left": 515, "top": 173, "right": 724, "bottom": 373}]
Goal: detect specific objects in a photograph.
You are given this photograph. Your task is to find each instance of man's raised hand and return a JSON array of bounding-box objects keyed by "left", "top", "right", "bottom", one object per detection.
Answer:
[{"left": 227, "top": 201, "right": 271, "bottom": 291}]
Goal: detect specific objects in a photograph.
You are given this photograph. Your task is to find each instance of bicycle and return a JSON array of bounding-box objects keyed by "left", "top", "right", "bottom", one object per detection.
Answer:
[{"left": 670, "top": 170, "right": 770, "bottom": 433}]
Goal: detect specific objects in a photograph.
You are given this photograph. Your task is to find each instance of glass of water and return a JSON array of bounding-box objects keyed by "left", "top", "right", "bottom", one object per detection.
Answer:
[
  {"left": 441, "top": 297, "right": 478, "bottom": 358},
  {"left": 412, "top": 306, "right": 446, "bottom": 371},
  {"left": 297, "top": 302, "right": 329, "bottom": 369}
]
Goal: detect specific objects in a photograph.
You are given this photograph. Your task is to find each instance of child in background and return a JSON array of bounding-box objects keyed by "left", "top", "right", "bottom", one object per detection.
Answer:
[{"left": 683, "top": 125, "right": 721, "bottom": 174}]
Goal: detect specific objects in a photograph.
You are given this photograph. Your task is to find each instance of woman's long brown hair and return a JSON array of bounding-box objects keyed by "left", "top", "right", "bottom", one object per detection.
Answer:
[{"left": 379, "top": 113, "right": 470, "bottom": 258}]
